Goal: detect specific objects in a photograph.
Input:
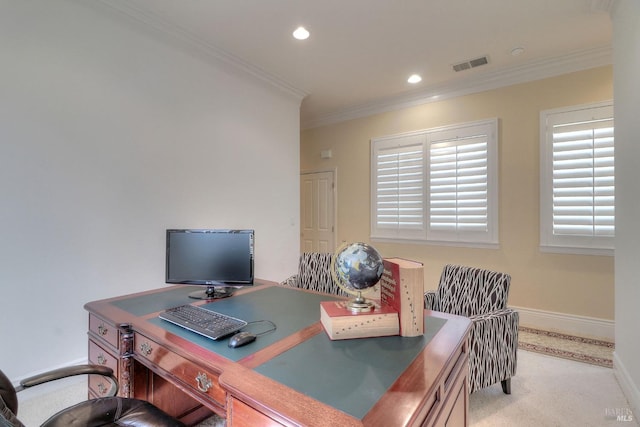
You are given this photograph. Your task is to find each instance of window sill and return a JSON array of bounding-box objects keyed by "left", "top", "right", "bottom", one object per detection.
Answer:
[{"left": 371, "top": 236, "right": 500, "bottom": 250}]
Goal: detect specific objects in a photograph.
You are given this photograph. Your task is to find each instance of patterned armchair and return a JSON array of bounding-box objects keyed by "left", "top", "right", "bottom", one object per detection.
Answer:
[
  {"left": 424, "top": 264, "right": 518, "bottom": 394},
  {"left": 281, "top": 252, "right": 348, "bottom": 296}
]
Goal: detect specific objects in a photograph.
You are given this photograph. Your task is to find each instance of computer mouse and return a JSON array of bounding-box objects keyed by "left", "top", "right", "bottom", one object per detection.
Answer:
[{"left": 228, "top": 331, "right": 256, "bottom": 348}]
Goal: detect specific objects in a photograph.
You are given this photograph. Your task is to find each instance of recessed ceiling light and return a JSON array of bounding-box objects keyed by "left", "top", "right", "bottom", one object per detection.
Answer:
[
  {"left": 407, "top": 74, "right": 422, "bottom": 84},
  {"left": 510, "top": 47, "right": 525, "bottom": 56},
  {"left": 293, "top": 26, "right": 310, "bottom": 40}
]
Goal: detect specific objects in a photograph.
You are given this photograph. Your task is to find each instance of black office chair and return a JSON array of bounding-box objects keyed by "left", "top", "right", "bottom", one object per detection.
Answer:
[{"left": 0, "top": 365, "right": 185, "bottom": 427}]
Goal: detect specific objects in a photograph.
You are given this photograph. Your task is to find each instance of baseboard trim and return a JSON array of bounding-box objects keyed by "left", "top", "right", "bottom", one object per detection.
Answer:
[
  {"left": 512, "top": 305, "right": 614, "bottom": 341},
  {"left": 613, "top": 352, "right": 640, "bottom": 420}
]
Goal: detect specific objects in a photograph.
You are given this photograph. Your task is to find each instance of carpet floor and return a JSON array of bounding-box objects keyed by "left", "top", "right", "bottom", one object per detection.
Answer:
[{"left": 469, "top": 349, "right": 635, "bottom": 427}]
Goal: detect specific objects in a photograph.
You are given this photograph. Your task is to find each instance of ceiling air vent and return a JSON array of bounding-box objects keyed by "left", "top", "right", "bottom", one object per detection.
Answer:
[{"left": 452, "top": 55, "right": 489, "bottom": 72}]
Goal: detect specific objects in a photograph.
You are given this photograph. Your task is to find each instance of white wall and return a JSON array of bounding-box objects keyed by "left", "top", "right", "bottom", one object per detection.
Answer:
[
  {"left": 0, "top": 1, "right": 301, "bottom": 380},
  {"left": 612, "top": 0, "right": 640, "bottom": 417}
]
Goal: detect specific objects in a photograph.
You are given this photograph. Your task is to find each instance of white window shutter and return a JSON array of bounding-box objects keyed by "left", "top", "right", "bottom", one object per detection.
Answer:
[
  {"left": 429, "top": 137, "right": 488, "bottom": 232},
  {"left": 540, "top": 101, "right": 614, "bottom": 255},
  {"left": 371, "top": 133, "right": 426, "bottom": 240},
  {"left": 551, "top": 119, "right": 614, "bottom": 237},
  {"left": 371, "top": 119, "right": 498, "bottom": 247},
  {"left": 427, "top": 120, "right": 497, "bottom": 245}
]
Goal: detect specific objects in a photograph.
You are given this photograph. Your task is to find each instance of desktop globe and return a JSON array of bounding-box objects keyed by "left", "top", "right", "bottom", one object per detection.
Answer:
[{"left": 330, "top": 242, "right": 384, "bottom": 313}]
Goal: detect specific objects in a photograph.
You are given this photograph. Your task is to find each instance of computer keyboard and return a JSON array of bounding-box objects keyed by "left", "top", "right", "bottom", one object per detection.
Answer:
[{"left": 159, "top": 304, "right": 248, "bottom": 340}]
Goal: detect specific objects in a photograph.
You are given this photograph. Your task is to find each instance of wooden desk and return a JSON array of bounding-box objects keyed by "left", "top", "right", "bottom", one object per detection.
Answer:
[{"left": 84, "top": 280, "right": 471, "bottom": 427}]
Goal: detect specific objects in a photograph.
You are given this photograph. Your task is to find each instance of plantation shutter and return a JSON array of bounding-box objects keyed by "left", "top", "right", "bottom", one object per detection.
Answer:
[
  {"left": 551, "top": 118, "right": 614, "bottom": 237},
  {"left": 540, "top": 101, "right": 614, "bottom": 254},
  {"left": 427, "top": 120, "right": 496, "bottom": 244},
  {"left": 371, "top": 134, "right": 425, "bottom": 239},
  {"left": 371, "top": 119, "right": 497, "bottom": 246}
]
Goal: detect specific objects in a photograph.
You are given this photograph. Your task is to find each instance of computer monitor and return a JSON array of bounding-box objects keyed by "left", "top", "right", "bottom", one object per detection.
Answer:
[{"left": 166, "top": 229, "right": 254, "bottom": 299}]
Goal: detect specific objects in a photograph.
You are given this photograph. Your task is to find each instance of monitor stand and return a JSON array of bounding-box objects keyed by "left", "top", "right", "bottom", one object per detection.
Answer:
[{"left": 188, "top": 286, "right": 236, "bottom": 300}]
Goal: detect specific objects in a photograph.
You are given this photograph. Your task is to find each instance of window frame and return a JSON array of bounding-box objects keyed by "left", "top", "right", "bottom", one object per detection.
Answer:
[
  {"left": 539, "top": 101, "right": 614, "bottom": 256},
  {"left": 370, "top": 131, "right": 427, "bottom": 241},
  {"left": 371, "top": 118, "right": 499, "bottom": 248}
]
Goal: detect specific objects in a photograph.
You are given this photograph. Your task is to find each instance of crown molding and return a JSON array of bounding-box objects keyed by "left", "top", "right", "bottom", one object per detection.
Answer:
[
  {"left": 88, "top": 1, "right": 612, "bottom": 131},
  {"left": 94, "top": 0, "right": 308, "bottom": 102},
  {"left": 302, "top": 45, "right": 612, "bottom": 129}
]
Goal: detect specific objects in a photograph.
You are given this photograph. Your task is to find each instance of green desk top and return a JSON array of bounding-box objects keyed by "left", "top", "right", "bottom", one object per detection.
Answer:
[
  {"left": 255, "top": 315, "right": 446, "bottom": 419},
  {"left": 111, "top": 285, "right": 446, "bottom": 418},
  {"left": 133, "top": 286, "right": 341, "bottom": 361}
]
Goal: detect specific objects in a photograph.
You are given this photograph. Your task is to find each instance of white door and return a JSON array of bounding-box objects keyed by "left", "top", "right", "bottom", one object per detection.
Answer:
[{"left": 300, "top": 171, "right": 336, "bottom": 252}]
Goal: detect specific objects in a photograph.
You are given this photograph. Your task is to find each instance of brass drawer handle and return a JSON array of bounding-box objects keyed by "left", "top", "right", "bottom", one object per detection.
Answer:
[
  {"left": 97, "top": 382, "right": 109, "bottom": 395},
  {"left": 140, "top": 342, "right": 153, "bottom": 356},
  {"left": 195, "top": 372, "right": 212, "bottom": 393},
  {"left": 98, "top": 324, "right": 108, "bottom": 336},
  {"left": 97, "top": 353, "right": 107, "bottom": 365}
]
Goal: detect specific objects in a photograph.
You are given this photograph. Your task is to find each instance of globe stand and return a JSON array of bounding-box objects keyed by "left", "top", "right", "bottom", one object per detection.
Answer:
[
  {"left": 330, "top": 242, "right": 385, "bottom": 316},
  {"left": 346, "top": 291, "right": 374, "bottom": 313}
]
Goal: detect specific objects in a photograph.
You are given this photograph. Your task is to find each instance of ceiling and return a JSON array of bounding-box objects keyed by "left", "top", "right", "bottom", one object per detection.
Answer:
[{"left": 102, "top": 0, "right": 613, "bottom": 128}]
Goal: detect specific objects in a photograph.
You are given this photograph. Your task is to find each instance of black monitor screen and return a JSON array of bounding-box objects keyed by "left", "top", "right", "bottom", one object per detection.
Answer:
[{"left": 166, "top": 229, "right": 254, "bottom": 286}]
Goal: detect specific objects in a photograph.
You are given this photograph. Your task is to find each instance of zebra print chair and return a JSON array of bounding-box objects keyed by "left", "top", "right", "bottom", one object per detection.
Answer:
[
  {"left": 424, "top": 264, "right": 518, "bottom": 394},
  {"left": 281, "top": 252, "right": 348, "bottom": 296}
]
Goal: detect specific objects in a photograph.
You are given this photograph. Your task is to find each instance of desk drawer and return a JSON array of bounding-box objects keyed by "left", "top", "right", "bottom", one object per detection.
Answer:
[
  {"left": 88, "top": 373, "right": 117, "bottom": 398},
  {"left": 421, "top": 339, "right": 469, "bottom": 427},
  {"left": 89, "top": 340, "right": 118, "bottom": 372},
  {"left": 134, "top": 332, "right": 226, "bottom": 408},
  {"left": 89, "top": 314, "right": 119, "bottom": 348}
]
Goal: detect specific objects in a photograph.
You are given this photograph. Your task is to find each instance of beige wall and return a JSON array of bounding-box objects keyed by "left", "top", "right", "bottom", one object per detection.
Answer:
[{"left": 301, "top": 66, "right": 614, "bottom": 321}]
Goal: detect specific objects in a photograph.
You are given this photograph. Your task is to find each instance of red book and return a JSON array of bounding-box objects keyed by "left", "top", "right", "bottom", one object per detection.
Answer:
[
  {"left": 380, "top": 258, "right": 425, "bottom": 337},
  {"left": 319, "top": 300, "right": 399, "bottom": 340}
]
